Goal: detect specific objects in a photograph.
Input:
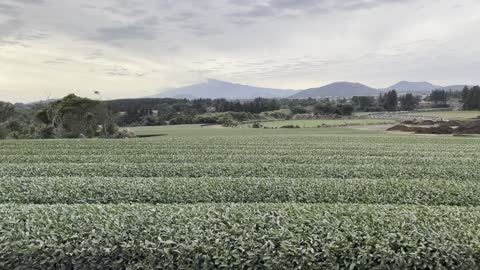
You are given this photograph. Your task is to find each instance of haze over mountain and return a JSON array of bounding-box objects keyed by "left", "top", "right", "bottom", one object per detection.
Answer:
[
  {"left": 292, "top": 82, "right": 380, "bottom": 98},
  {"left": 383, "top": 81, "right": 471, "bottom": 93},
  {"left": 441, "top": 85, "right": 472, "bottom": 91},
  {"left": 147, "top": 79, "right": 474, "bottom": 100},
  {"left": 149, "top": 79, "right": 296, "bottom": 99},
  {"left": 384, "top": 81, "right": 443, "bottom": 93}
]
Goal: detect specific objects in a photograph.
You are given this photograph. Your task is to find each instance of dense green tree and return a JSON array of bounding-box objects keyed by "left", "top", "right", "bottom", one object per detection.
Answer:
[
  {"left": 381, "top": 90, "right": 398, "bottom": 111},
  {"left": 0, "top": 101, "right": 45, "bottom": 139},
  {"left": 352, "top": 96, "right": 376, "bottom": 111},
  {"left": 462, "top": 86, "right": 480, "bottom": 110},
  {"left": 399, "top": 93, "right": 420, "bottom": 111},
  {"left": 313, "top": 101, "right": 353, "bottom": 116},
  {"left": 0, "top": 102, "right": 15, "bottom": 122},
  {"left": 37, "top": 94, "right": 118, "bottom": 138},
  {"left": 429, "top": 90, "right": 448, "bottom": 107}
]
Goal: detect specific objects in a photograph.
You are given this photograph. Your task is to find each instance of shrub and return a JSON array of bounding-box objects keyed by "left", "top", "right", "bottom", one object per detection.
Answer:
[
  {"left": 117, "top": 129, "right": 136, "bottom": 138},
  {"left": 38, "top": 126, "right": 56, "bottom": 139},
  {"left": 280, "top": 125, "right": 300, "bottom": 129},
  {"left": 259, "top": 109, "right": 293, "bottom": 120}
]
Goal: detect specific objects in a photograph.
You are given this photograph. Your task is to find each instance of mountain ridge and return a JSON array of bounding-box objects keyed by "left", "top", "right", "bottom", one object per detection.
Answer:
[
  {"left": 149, "top": 79, "right": 473, "bottom": 99},
  {"left": 291, "top": 82, "right": 379, "bottom": 98},
  {"left": 148, "top": 79, "right": 296, "bottom": 99}
]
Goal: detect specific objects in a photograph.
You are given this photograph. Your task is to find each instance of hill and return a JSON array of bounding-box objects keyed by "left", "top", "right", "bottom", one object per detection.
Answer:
[
  {"left": 384, "top": 81, "right": 470, "bottom": 93},
  {"left": 291, "top": 82, "right": 379, "bottom": 98},
  {"left": 149, "top": 79, "right": 296, "bottom": 99},
  {"left": 384, "top": 81, "right": 443, "bottom": 93},
  {"left": 147, "top": 79, "right": 472, "bottom": 100},
  {"left": 442, "top": 85, "right": 470, "bottom": 91}
]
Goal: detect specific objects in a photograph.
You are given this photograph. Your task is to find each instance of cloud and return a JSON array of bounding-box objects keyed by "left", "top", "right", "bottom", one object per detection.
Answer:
[
  {"left": 228, "top": 0, "right": 412, "bottom": 20},
  {"left": 105, "top": 66, "right": 131, "bottom": 76},
  {"left": 42, "top": 57, "right": 72, "bottom": 65},
  {"left": 1, "top": 0, "right": 480, "bottom": 102},
  {"left": 103, "top": 65, "right": 150, "bottom": 77},
  {"left": 84, "top": 50, "right": 104, "bottom": 60},
  {"left": 10, "top": 0, "right": 45, "bottom": 4},
  {"left": 95, "top": 24, "right": 159, "bottom": 41},
  {"left": 102, "top": 5, "right": 147, "bottom": 17},
  {"left": 0, "top": 18, "right": 22, "bottom": 33},
  {"left": 0, "top": 0, "right": 47, "bottom": 44},
  {"left": 164, "top": 11, "right": 196, "bottom": 22}
]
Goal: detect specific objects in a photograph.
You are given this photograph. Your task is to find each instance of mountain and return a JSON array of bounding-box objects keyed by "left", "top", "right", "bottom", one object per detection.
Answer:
[
  {"left": 442, "top": 85, "right": 470, "bottom": 91},
  {"left": 384, "top": 81, "right": 444, "bottom": 93},
  {"left": 291, "top": 82, "right": 379, "bottom": 98},
  {"left": 149, "top": 79, "right": 296, "bottom": 99},
  {"left": 148, "top": 79, "right": 473, "bottom": 100},
  {"left": 383, "top": 81, "right": 472, "bottom": 93}
]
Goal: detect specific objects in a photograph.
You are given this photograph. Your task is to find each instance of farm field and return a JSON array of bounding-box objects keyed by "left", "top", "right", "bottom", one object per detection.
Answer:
[
  {"left": 1, "top": 126, "right": 480, "bottom": 268},
  {"left": 250, "top": 118, "right": 395, "bottom": 128},
  {"left": 395, "top": 110, "right": 480, "bottom": 120},
  {"left": 132, "top": 124, "right": 381, "bottom": 137}
]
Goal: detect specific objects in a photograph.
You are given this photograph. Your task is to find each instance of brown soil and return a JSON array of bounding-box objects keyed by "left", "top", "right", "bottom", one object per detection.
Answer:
[
  {"left": 457, "top": 120, "right": 480, "bottom": 134},
  {"left": 389, "top": 119, "right": 480, "bottom": 135},
  {"left": 419, "top": 120, "right": 435, "bottom": 125},
  {"left": 388, "top": 125, "right": 414, "bottom": 132}
]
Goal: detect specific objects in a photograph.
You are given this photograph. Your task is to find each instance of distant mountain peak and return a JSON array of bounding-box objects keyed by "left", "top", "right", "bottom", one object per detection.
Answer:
[
  {"left": 292, "top": 81, "right": 379, "bottom": 98},
  {"left": 148, "top": 79, "right": 296, "bottom": 99},
  {"left": 385, "top": 81, "right": 444, "bottom": 93},
  {"left": 146, "top": 79, "right": 473, "bottom": 100},
  {"left": 206, "top": 78, "right": 228, "bottom": 84}
]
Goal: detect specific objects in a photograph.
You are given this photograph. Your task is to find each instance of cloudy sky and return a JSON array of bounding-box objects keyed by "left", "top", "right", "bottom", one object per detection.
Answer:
[{"left": 1, "top": 0, "right": 480, "bottom": 102}]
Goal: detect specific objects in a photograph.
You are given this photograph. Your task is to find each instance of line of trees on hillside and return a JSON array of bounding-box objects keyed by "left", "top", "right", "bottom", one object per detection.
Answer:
[
  {"left": 352, "top": 86, "right": 479, "bottom": 113},
  {"left": 424, "top": 86, "right": 480, "bottom": 110},
  {"left": 107, "top": 87, "right": 479, "bottom": 127},
  {"left": 352, "top": 90, "right": 420, "bottom": 112},
  {"left": 107, "top": 98, "right": 354, "bottom": 127},
  {"left": 2, "top": 85, "right": 479, "bottom": 138},
  {"left": 1, "top": 96, "right": 357, "bottom": 137},
  {"left": 427, "top": 89, "right": 463, "bottom": 108}
]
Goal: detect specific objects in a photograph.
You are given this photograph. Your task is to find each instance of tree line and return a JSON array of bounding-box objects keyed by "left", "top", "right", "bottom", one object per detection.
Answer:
[
  {"left": 462, "top": 86, "right": 480, "bottom": 110},
  {"left": 1, "top": 86, "right": 479, "bottom": 139},
  {"left": 107, "top": 98, "right": 354, "bottom": 127},
  {"left": 352, "top": 86, "right": 479, "bottom": 112},
  {"left": 352, "top": 90, "right": 420, "bottom": 112}
]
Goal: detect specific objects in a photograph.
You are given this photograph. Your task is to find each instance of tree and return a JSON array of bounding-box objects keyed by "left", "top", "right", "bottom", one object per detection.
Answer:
[
  {"left": 462, "top": 86, "right": 480, "bottom": 110},
  {"left": 382, "top": 90, "right": 398, "bottom": 111},
  {"left": 429, "top": 90, "right": 448, "bottom": 107},
  {"left": 0, "top": 102, "right": 15, "bottom": 122},
  {"left": 313, "top": 101, "right": 353, "bottom": 116},
  {"left": 339, "top": 104, "right": 354, "bottom": 115},
  {"left": 36, "top": 94, "right": 118, "bottom": 138},
  {"left": 399, "top": 93, "right": 420, "bottom": 111},
  {"left": 352, "top": 96, "right": 375, "bottom": 111}
]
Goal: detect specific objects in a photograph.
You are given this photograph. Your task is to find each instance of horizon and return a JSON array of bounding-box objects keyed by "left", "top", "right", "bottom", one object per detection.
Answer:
[
  {"left": 1, "top": 0, "right": 480, "bottom": 102},
  {"left": 0, "top": 78, "right": 478, "bottom": 104}
]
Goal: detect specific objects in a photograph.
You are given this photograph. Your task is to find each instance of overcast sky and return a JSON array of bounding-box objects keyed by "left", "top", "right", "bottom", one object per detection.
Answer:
[{"left": 1, "top": 0, "right": 480, "bottom": 102}]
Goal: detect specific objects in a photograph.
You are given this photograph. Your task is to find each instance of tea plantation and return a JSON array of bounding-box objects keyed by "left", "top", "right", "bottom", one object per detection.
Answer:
[{"left": 1, "top": 126, "right": 480, "bottom": 269}]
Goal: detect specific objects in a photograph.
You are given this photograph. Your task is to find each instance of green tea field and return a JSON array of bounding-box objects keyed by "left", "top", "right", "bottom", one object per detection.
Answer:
[
  {"left": 247, "top": 119, "right": 395, "bottom": 128},
  {"left": 1, "top": 126, "right": 480, "bottom": 269}
]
